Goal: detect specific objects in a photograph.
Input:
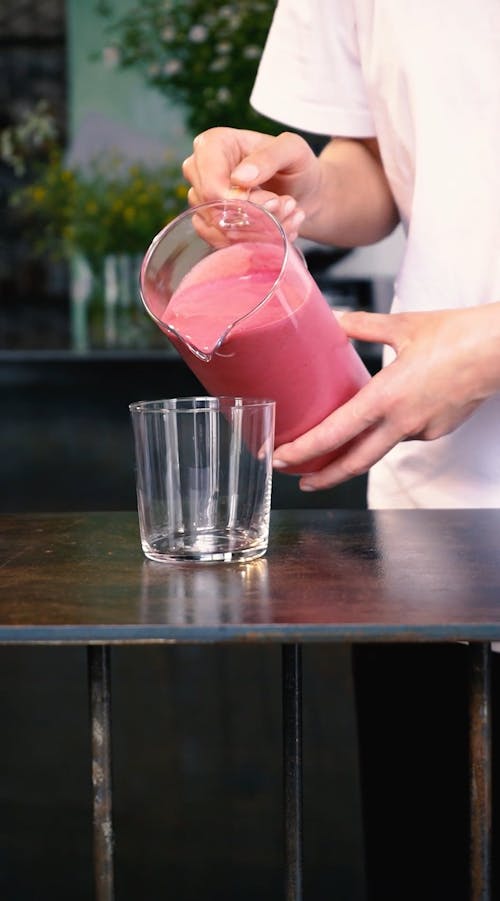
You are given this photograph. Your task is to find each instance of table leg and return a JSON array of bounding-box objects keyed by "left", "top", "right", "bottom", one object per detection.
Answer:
[
  {"left": 469, "top": 642, "right": 492, "bottom": 901},
  {"left": 88, "top": 645, "right": 115, "bottom": 901},
  {"left": 282, "top": 644, "right": 303, "bottom": 901}
]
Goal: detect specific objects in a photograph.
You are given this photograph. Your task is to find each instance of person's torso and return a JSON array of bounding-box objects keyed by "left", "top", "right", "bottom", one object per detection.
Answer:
[
  {"left": 352, "top": 1, "right": 500, "bottom": 508},
  {"left": 354, "top": 0, "right": 500, "bottom": 313},
  {"left": 252, "top": 0, "right": 500, "bottom": 507}
]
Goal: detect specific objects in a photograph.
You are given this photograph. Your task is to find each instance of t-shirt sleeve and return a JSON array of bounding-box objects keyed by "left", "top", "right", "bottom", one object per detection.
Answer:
[{"left": 250, "top": 0, "right": 376, "bottom": 137}]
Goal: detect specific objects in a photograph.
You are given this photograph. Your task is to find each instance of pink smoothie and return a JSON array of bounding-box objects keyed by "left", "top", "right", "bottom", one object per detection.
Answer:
[{"left": 159, "top": 241, "right": 369, "bottom": 474}]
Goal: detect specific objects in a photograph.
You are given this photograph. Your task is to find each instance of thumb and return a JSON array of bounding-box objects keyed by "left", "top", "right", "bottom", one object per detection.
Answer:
[{"left": 230, "top": 132, "right": 313, "bottom": 189}]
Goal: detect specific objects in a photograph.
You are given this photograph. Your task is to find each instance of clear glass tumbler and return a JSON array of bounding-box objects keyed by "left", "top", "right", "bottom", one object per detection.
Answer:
[{"left": 129, "top": 396, "right": 275, "bottom": 563}]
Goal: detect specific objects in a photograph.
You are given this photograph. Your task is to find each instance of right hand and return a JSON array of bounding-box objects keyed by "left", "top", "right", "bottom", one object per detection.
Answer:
[
  {"left": 182, "top": 127, "right": 321, "bottom": 240},
  {"left": 272, "top": 304, "right": 500, "bottom": 490}
]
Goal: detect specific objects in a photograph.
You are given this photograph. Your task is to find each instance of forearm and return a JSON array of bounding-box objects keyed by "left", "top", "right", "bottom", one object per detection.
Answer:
[{"left": 300, "top": 137, "right": 400, "bottom": 247}]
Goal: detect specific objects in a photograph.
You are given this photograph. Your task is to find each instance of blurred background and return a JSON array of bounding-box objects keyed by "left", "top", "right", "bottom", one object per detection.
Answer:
[
  {"left": 0, "top": 0, "right": 404, "bottom": 514},
  {"left": 0, "top": 3, "right": 405, "bottom": 899}
]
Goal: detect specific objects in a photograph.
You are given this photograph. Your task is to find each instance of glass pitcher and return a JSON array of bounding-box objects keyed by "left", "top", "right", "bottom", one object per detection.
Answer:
[{"left": 140, "top": 199, "right": 370, "bottom": 474}]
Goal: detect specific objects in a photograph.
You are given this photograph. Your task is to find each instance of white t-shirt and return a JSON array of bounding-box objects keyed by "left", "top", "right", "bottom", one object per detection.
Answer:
[{"left": 251, "top": 0, "right": 500, "bottom": 509}]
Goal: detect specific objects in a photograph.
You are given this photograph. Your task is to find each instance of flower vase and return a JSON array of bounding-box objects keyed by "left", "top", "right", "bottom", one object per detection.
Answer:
[
  {"left": 70, "top": 253, "right": 154, "bottom": 351},
  {"left": 70, "top": 255, "right": 106, "bottom": 351}
]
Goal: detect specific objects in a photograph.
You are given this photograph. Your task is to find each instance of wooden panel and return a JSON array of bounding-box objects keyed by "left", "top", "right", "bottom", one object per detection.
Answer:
[{"left": 1, "top": 509, "right": 500, "bottom": 643}]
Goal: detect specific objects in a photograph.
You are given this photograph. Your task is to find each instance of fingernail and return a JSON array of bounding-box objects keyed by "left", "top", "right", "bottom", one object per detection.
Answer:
[
  {"left": 291, "top": 209, "right": 305, "bottom": 230},
  {"left": 272, "top": 458, "right": 288, "bottom": 470},
  {"left": 231, "top": 162, "right": 260, "bottom": 182},
  {"left": 263, "top": 198, "right": 279, "bottom": 211},
  {"left": 300, "top": 482, "right": 317, "bottom": 492},
  {"left": 283, "top": 198, "right": 296, "bottom": 216}
]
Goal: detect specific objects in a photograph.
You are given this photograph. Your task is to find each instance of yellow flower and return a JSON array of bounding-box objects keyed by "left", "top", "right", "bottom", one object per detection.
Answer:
[
  {"left": 32, "top": 186, "right": 46, "bottom": 202},
  {"left": 8, "top": 141, "right": 189, "bottom": 259}
]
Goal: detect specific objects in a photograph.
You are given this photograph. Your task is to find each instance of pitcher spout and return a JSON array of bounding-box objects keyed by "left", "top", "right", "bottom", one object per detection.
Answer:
[
  {"left": 140, "top": 199, "right": 290, "bottom": 366},
  {"left": 164, "top": 323, "right": 215, "bottom": 363}
]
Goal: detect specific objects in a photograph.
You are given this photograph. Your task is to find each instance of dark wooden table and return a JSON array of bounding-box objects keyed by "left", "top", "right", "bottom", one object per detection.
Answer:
[{"left": 1, "top": 508, "right": 499, "bottom": 901}]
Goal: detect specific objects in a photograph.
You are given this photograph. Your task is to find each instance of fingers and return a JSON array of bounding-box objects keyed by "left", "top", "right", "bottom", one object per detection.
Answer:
[
  {"left": 182, "top": 126, "right": 314, "bottom": 243},
  {"left": 262, "top": 196, "right": 306, "bottom": 240},
  {"left": 337, "top": 310, "right": 399, "bottom": 347},
  {"left": 186, "top": 176, "right": 305, "bottom": 241},
  {"left": 271, "top": 372, "right": 405, "bottom": 492},
  {"left": 183, "top": 127, "right": 315, "bottom": 206},
  {"left": 182, "top": 128, "right": 251, "bottom": 200},
  {"left": 230, "top": 130, "right": 313, "bottom": 188},
  {"left": 273, "top": 379, "right": 381, "bottom": 470},
  {"left": 285, "top": 211, "right": 306, "bottom": 242},
  {"left": 182, "top": 127, "right": 272, "bottom": 202},
  {"left": 297, "top": 419, "right": 401, "bottom": 491},
  {"left": 185, "top": 187, "right": 305, "bottom": 241},
  {"left": 271, "top": 370, "right": 405, "bottom": 490}
]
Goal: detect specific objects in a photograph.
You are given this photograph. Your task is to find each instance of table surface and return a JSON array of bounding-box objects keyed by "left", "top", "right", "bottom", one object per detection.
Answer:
[{"left": 1, "top": 509, "right": 500, "bottom": 644}]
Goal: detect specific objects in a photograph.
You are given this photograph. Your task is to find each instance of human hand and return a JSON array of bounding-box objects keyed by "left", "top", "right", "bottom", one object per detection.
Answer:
[
  {"left": 182, "top": 127, "right": 320, "bottom": 241},
  {"left": 272, "top": 304, "right": 500, "bottom": 490}
]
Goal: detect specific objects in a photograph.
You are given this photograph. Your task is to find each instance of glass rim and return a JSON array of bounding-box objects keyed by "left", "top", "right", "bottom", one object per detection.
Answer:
[
  {"left": 138, "top": 198, "right": 290, "bottom": 358},
  {"left": 129, "top": 396, "right": 276, "bottom": 414}
]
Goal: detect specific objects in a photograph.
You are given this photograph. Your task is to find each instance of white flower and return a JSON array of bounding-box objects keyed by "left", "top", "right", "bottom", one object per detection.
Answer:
[
  {"left": 218, "top": 6, "right": 235, "bottom": 18},
  {"left": 216, "top": 42, "right": 231, "bottom": 54},
  {"left": 0, "top": 132, "right": 25, "bottom": 176},
  {"left": 161, "top": 26, "right": 175, "bottom": 42},
  {"left": 188, "top": 24, "right": 208, "bottom": 43},
  {"left": 210, "top": 58, "right": 228, "bottom": 72},
  {"left": 163, "top": 59, "right": 182, "bottom": 75},
  {"left": 243, "top": 45, "right": 261, "bottom": 60},
  {"left": 226, "top": 13, "right": 241, "bottom": 30},
  {"left": 216, "top": 87, "right": 231, "bottom": 103},
  {"left": 102, "top": 46, "right": 120, "bottom": 68}
]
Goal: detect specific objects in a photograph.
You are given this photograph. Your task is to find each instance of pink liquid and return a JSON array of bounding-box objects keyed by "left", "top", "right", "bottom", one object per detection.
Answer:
[{"left": 160, "top": 242, "right": 369, "bottom": 474}]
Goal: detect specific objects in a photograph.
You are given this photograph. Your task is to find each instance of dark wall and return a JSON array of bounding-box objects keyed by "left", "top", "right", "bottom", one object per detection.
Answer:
[
  {"left": 0, "top": 643, "right": 365, "bottom": 901},
  {"left": 0, "top": 353, "right": 368, "bottom": 514}
]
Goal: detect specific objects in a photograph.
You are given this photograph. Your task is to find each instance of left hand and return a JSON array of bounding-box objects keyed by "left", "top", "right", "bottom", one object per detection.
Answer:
[{"left": 272, "top": 304, "right": 500, "bottom": 490}]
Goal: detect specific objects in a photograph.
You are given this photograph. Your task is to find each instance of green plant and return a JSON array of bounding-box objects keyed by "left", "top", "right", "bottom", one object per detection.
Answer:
[
  {"left": 96, "top": 0, "right": 281, "bottom": 136},
  {"left": 2, "top": 102, "right": 188, "bottom": 265},
  {"left": 13, "top": 151, "right": 188, "bottom": 264}
]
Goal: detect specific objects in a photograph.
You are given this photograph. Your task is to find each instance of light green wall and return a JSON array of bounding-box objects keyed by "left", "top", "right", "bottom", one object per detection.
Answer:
[{"left": 66, "top": 0, "right": 191, "bottom": 158}]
